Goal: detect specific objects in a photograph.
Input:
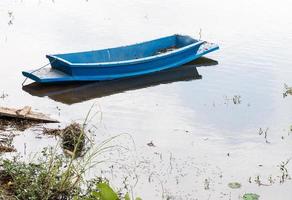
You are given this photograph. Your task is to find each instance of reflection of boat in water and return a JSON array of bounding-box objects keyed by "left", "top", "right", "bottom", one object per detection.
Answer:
[{"left": 22, "top": 57, "right": 218, "bottom": 105}]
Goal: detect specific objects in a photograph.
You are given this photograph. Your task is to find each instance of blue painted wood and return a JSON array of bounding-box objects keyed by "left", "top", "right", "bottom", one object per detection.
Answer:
[{"left": 22, "top": 34, "right": 219, "bottom": 83}]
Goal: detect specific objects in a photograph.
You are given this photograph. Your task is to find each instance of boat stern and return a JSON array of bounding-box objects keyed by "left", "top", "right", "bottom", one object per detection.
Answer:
[{"left": 22, "top": 68, "right": 74, "bottom": 83}]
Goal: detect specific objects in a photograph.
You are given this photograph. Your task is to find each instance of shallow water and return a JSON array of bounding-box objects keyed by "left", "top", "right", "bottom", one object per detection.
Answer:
[{"left": 1, "top": 0, "right": 292, "bottom": 199}]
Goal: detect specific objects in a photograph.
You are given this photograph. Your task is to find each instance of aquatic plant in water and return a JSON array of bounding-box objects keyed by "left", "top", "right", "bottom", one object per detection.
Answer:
[
  {"left": 43, "top": 123, "right": 86, "bottom": 157},
  {"left": 243, "top": 193, "right": 260, "bottom": 200},
  {"left": 228, "top": 182, "right": 241, "bottom": 189},
  {"left": 283, "top": 84, "right": 292, "bottom": 98},
  {"left": 77, "top": 182, "right": 142, "bottom": 200}
]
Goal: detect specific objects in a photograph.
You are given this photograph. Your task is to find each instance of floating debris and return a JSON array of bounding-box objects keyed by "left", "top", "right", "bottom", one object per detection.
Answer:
[
  {"left": 43, "top": 127, "right": 62, "bottom": 136},
  {"left": 147, "top": 141, "right": 155, "bottom": 147},
  {"left": 0, "top": 117, "right": 38, "bottom": 131},
  {"left": 0, "top": 145, "right": 16, "bottom": 153},
  {"left": 232, "top": 95, "right": 241, "bottom": 104},
  {"left": 228, "top": 182, "right": 241, "bottom": 189}
]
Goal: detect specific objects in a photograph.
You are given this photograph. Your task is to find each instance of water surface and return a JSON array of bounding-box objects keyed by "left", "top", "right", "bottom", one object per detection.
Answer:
[{"left": 0, "top": 0, "right": 292, "bottom": 199}]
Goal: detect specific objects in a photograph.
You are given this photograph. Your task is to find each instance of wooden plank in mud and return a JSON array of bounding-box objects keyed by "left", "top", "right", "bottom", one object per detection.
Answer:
[{"left": 0, "top": 106, "right": 59, "bottom": 123}]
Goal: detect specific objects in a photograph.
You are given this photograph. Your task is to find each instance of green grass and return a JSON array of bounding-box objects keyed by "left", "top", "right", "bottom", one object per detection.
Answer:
[
  {"left": 0, "top": 148, "right": 142, "bottom": 200},
  {"left": 0, "top": 106, "right": 141, "bottom": 200},
  {"left": 0, "top": 148, "right": 81, "bottom": 200}
]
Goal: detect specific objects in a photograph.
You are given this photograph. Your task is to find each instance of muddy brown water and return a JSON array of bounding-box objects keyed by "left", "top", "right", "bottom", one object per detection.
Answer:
[{"left": 1, "top": 0, "right": 292, "bottom": 199}]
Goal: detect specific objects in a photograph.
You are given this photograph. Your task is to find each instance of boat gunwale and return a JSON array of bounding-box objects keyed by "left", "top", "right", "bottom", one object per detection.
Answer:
[
  {"left": 23, "top": 44, "right": 219, "bottom": 83},
  {"left": 46, "top": 35, "right": 205, "bottom": 67}
]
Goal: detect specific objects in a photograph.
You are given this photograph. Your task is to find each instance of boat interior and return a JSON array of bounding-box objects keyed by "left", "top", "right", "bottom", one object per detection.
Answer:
[{"left": 51, "top": 35, "right": 199, "bottom": 64}]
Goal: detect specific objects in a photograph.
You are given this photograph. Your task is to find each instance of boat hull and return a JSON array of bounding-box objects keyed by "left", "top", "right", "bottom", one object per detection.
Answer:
[{"left": 22, "top": 35, "right": 219, "bottom": 83}]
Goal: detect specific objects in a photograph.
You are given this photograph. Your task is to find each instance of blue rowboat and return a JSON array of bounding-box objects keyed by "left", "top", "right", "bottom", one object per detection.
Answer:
[{"left": 22, "top": 34, "right": 219, "bottom": 83}]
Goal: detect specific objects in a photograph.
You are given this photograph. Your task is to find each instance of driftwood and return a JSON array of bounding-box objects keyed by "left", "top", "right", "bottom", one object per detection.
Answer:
[{"left": 0, "top": 106, "right": 58, "bottom": 123}]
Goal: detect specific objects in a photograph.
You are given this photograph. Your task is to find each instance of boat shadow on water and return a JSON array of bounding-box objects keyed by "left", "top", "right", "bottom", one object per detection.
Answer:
[{"left": 22, "top": 57, "right": 218, "bottom": 105}]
